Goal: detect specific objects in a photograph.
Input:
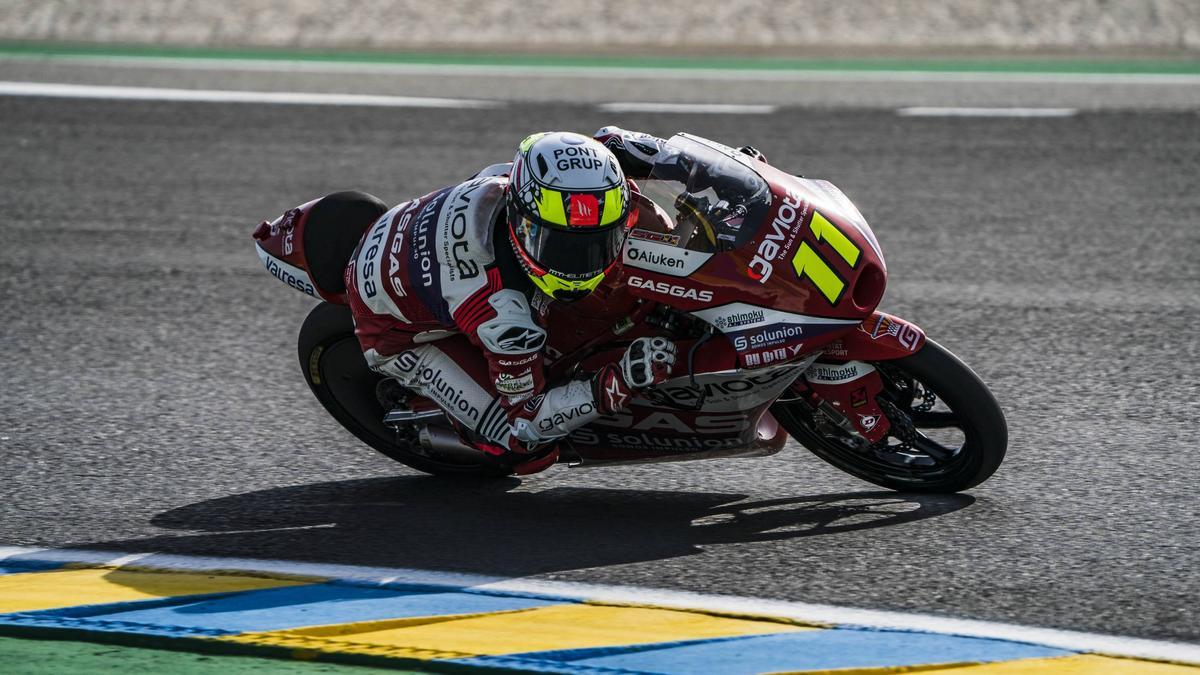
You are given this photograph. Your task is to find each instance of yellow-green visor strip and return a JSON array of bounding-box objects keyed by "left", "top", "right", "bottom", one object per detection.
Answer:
[{"left": 534, "top": 186, "right": 626, "bottom": 227}]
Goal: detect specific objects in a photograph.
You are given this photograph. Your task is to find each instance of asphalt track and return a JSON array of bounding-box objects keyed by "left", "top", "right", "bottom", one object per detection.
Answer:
[{"left": 1, "top": 69, "right": 1198, "bottom": 649}]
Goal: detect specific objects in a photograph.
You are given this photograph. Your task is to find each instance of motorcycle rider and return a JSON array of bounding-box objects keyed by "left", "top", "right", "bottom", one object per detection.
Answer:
[{"left": 340, "top": 127, "right": 684, "bottom": 473}]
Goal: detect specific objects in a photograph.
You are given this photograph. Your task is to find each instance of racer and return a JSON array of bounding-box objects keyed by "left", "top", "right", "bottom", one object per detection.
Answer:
[{"left": 341, "top": 128, "right": 684, "bottom": 473}]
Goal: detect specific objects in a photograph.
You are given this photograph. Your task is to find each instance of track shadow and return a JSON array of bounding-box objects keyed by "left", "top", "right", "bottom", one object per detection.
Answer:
[{"left": 55, "top": 476, "right": 973, "bottom": 577}]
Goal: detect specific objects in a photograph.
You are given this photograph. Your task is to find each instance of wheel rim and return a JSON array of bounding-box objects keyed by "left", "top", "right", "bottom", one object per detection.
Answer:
[{"left": 788, "top": 362, "right": 983, "bottom": 488}]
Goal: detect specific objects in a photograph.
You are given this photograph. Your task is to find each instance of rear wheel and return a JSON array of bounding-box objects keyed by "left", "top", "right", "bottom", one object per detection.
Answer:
[
  {"left": 297, "top": 302, "right": 511, "bottom": 477},
  {"left": 773, "top": 339, "right": 1006, "bottom": 492}
]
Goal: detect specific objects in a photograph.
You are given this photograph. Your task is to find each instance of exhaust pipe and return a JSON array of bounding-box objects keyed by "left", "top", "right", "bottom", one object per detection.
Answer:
[{"left": 418, "top": 425, "right": 491, "bottom": 462}]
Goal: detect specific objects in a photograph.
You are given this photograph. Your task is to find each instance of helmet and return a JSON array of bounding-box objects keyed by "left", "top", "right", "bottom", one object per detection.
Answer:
[{"left": 507, "top": 132, "right": 632, "bottom": 301}]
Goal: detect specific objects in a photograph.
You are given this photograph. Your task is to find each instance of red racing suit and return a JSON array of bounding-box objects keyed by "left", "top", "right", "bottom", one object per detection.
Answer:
[{"left": 343, "top": 127, "right": 671, "bottom": 458}]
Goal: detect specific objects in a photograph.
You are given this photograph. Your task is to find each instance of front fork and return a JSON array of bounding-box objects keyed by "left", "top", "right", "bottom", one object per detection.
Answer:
[{"left": 796, "top": 312, "right": 927, "bottom": 445}]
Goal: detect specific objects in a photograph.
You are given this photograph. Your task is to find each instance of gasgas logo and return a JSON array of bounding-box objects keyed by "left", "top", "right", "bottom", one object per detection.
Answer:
[
  {"left": 748, "top": 188, "right": 805, "bottom": 283},
  {"left": 628, "top": 276, "right": 713, "bottom": 302}
]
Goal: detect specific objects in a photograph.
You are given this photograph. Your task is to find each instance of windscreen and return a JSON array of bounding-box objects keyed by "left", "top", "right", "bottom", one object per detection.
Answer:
[{"left": 632, "top": 135, "right": 772, "bottom": 253}]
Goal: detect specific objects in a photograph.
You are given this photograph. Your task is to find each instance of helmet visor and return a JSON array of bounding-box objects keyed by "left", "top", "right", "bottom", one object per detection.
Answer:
[{"left": 510, "top": 207, "right": 627, "bottom": 279}]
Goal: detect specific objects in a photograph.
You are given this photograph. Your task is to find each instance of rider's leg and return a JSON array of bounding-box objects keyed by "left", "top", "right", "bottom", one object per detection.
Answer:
[
  {"left": 367, "top": 335, "right": 512, "bottom": 449},
  {"left": 366, "top": 336, "right": 561, "bottom": 474}
]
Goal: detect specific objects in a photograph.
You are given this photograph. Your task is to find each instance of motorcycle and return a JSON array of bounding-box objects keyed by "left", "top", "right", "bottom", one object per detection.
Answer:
[{"left": 260, "top": 133, "right": 1006, "bottom": 493}]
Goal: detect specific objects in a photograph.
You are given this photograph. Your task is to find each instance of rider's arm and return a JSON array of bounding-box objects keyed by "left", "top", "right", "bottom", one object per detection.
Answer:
[
  {"left": 593, "top": 126, "right": 667, "bottom": 178},
  {"left": 593, "top": 126, "right": 769, "bottom": 177}
]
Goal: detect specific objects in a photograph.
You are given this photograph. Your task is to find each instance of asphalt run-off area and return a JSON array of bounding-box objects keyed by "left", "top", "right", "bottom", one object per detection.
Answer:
[{"left": 1, "top": 45, "right": 1198, "bottom": 673}]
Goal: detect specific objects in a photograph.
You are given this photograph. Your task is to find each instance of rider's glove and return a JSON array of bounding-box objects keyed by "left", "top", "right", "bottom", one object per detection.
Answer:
[{"left": 594, "top": 337, "right": 677, "bottom": 414}]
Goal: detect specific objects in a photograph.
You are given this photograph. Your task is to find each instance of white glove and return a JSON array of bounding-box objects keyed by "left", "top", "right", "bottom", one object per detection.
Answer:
[{"left": 621, "top": 337, "right": 677, "bottom": 389}]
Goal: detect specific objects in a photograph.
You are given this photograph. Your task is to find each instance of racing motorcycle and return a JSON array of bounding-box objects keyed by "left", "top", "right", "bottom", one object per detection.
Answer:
[{"left": 259, "top": 134, "right": 1006, "bottom": 493}]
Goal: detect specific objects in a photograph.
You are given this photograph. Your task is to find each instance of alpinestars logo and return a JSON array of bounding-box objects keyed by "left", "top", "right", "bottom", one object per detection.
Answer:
[
  {"left": 496, "top": 326, "right": 546, "bottom": 352},
  {"left": 604, "top": 373, "right": 628, "bottom": 411}
]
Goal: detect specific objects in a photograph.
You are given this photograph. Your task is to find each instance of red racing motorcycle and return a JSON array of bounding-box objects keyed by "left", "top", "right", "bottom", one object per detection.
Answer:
[{"left": 269, "top": 134, "right": 1006, "bottom": 493}]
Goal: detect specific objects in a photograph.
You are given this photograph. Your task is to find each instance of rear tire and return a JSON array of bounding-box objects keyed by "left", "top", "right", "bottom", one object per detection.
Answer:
[
  {"left": 297, "top": 302, "right": 512, "bottom": 477},
  {"left": 774, "top": 339, "right": 1006, "bottom": 493}
]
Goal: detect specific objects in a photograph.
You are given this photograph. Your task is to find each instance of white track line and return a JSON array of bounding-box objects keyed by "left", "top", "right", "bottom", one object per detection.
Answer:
[
  {"left": 1, "top": 545, "right": 1197, "bottom": 665},
  {"left": 897, "top": 106, "right": 1078, "bottom": 117},
  {"left": 4, "top": 54, "right": 1200, "bottom": 85},
  {"left": 0, "top": 81, "right": 502, "bottom": 109},
  {"left": 598, "top": 102, "right": 777, "bottom": 114}
]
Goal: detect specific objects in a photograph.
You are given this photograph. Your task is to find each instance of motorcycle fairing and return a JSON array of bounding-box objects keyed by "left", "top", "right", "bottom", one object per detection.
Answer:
[
  {"left": 565, "top": 399, "right": 789, "bottom": 466},
  {"left": 607, "top": 135, "right": 888, "bottom": 369},
  {"left": 820, "top": 312, "right": 927, "bottom": 362},
  {"left": 565, "top": 337, "right": 804, "bottom": 464}
]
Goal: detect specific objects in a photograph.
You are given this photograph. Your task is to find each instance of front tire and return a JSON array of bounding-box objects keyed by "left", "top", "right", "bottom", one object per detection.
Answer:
[
  {"left": 774, "top": 339, "right": 1006, "bottom": 492},
  {"left": 297, "top": 302, "right": 511, "bottom": 477}
]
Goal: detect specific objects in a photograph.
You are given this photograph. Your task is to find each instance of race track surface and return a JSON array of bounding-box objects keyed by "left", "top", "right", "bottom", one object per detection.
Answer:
[{"left": 1, "top": 91, "right": 1197, "bottom": 644}]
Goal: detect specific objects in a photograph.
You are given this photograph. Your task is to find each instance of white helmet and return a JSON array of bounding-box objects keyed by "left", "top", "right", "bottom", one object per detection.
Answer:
[{"left": 507, "top": 132, "right": 632, "bottom": 301}]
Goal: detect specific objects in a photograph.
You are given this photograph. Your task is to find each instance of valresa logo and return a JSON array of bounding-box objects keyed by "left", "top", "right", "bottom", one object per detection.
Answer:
[
  {"left": 258, "top": 247, "right": 316, "bottom": 297},
  {"left": 628, "top": 276, "right": 713, "bottom": 302},
  {"left": 627, "top": 247, "right": 685, "bottom": 269}
]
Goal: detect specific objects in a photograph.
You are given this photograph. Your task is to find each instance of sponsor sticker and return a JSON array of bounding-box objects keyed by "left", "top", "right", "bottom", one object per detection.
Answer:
[
  {"left": 623, "top": 241, "right": 710, "bottom": 277},
  {"left": 440, "top": 179, "right": 489, "bottom": 282},
  {"left": 748, "top": 187, "right": 807, "bottom": 283},
  {"left": 496, "top": 372, "right": 535, "bottom": 395},
  {"left": 629, "top": 228, "right": 680, "bottom": 246},
  {"left": 591, "top": 410, "right": 751, "bottom": 435},
  {"left": 497, "top": 353, "right": 538, "bottom": 368},
  {"left": 257, "top": 244, "right": 315, "bottom": 296},
  {"left": 412, "top": 364, "right": 481, "bottom": 424},
  {"left": 713, "top": 309, "right": 765, "bottom": 330},
  {"left": 494, "top": 326, "right": 546, "bottom": 353},
  {"left": 627, "top": 246, "right": 685, "bottom": 270},
  {"left": 569, "top": 430, "right": 749, "bottom": 452},
  {"left": 639, "top": 367, "right": 799, "bottom": 411},
  {"left": 860, "top": 315, "right": 921, "bottom": 351},
  {"left": 692, "top": 303, "right": 859, "bottom": 338},
  {"left": 538, "top": 401, "right": 595, "bottom": 432},
  {"left": 628, "top": 275, "right": 713, "bottom": 302},
  {"left": 732, "top": 324, "right": 804, "bottom": 350},
  {"left": 806, "top": 361, "right": 876, "bottom": 385}
]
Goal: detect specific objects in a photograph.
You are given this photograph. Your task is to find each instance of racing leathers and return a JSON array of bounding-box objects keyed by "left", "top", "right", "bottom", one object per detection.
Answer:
[{"left": 344, "top": 128, "right": 678, "bottom": 465}]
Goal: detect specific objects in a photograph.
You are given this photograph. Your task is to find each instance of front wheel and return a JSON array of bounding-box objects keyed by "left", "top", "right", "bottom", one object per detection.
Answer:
[{"left": 773, "top": 339, "right": 1006, "bottom": 493}]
